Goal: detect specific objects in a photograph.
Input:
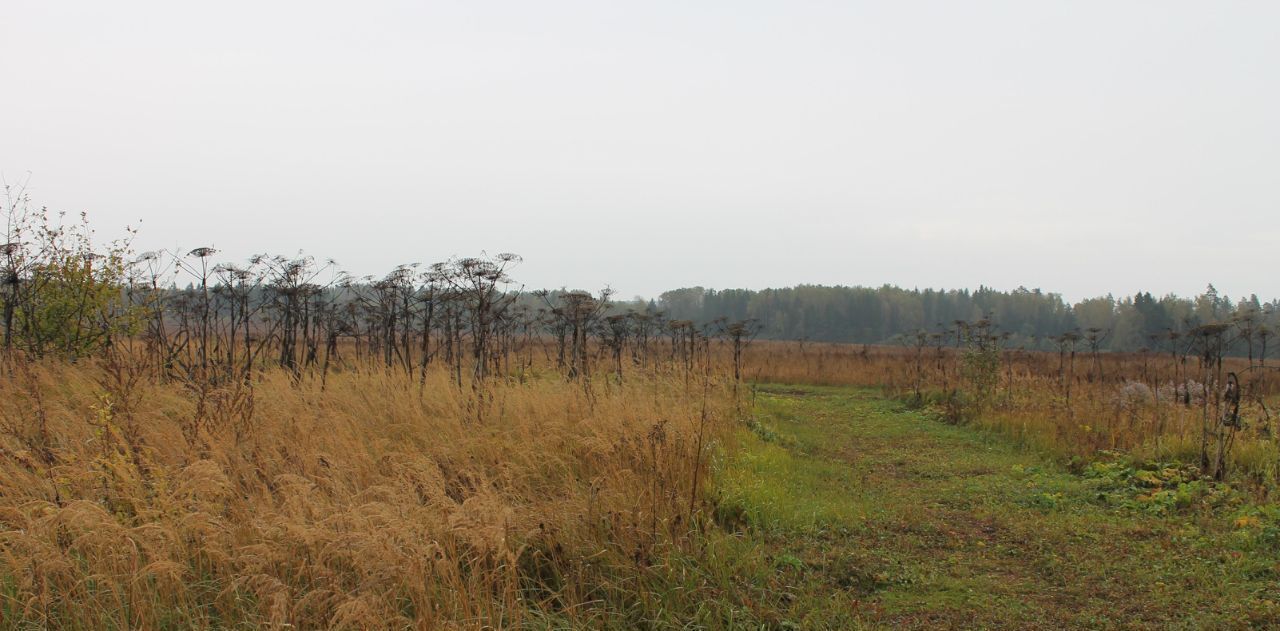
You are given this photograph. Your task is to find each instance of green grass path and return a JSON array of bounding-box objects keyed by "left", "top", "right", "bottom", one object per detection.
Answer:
[{"left": 710, "top": 385, "right": 1280, "bottom": 629}]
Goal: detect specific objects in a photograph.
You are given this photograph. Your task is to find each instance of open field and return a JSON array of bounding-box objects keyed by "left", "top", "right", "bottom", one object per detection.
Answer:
[
  {"left": 718, "top": 385, "right": 1280, "bottom": 628},
  {"left": 1, "top": 219, "right": 1278, "bottom": 628},
  {"left": 7, "top": 2, "right": 1280, "bottom": 627},
  {"left": 747, "top": 340, "right": 1280, "bottom": 489},
  {"left": 2, "top": 334, "right": 1279, "bottom": 628}
]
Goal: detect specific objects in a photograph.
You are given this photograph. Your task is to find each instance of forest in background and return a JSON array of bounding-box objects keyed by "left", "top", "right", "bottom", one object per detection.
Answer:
[
  {"left": 654, "top": 284, "right": 1278, "bottom": 353},
  {"left": 3, "top": 189, "right": 1274, "bottom": 363}
]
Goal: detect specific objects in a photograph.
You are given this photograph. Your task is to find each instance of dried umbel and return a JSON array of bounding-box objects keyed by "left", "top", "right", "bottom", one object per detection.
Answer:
[
  {"left": 213, "top": 263, "right": 253, "bottom": 282},
  {"left": 1112, "top": 381, "right": 1154, "bottom": 411},
  {"left": 1157, "top": 380, "right": 1206, "bottom": 406},
  {"left": 187, "top": 246, "right": 218, "bottom": 259}
]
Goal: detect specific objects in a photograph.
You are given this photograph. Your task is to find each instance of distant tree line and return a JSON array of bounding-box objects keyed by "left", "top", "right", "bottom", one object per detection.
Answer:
[
  {"left": 6, "top": 187, "right": 1274, "bottom": 362},
  {"left": 653, "top": 285, "right": 1279, "bottom": 356}
]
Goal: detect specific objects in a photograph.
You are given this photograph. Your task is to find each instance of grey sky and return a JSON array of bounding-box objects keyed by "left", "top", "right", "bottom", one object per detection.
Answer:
[{"left": 3, "top": 1, "right": 1277, "bottom": 302}]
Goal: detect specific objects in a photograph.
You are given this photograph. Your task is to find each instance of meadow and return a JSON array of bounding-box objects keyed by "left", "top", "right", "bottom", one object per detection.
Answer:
[
  {"left": 0, "top": 354, "right": 741, "bottom": 628},
  {"left": 747, "top": 338, "right": 1280, "bottom": 489},
  {"left": 2, "top": 214, "right": 1279, "bottom": 627},
  {"left": 3, "top": 331, "right": 1279, "bottom": 628}
]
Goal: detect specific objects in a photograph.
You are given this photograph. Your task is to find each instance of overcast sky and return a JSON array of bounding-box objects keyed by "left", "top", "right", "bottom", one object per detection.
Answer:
[{"left": 3, "top": 1, "right": 1277, "bottom": 302}]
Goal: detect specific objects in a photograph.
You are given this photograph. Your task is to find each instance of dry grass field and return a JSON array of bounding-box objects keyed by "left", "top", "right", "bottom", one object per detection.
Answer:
[
  {"left": 2, "top": 335, "right": 1279, "bottom": 628},
  {"left": 0, "top": 354, "right": 736, "bottom": 628},
  {"left": 0, "top": 239, "right": 1277, "bottom": 627}
]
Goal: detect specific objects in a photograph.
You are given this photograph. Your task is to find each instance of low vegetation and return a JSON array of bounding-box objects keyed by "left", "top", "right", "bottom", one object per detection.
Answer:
[
  {"left": 746, "top": 337, "right": 1278, "bottom": 488},
  {"left": 3, "top": 198, "right": 1280, "bottom": 628}
]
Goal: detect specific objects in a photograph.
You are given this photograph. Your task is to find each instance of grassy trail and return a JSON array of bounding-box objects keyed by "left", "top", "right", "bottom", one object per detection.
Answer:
[{"left": 712, "top": 385, "right": 1280, "bottom": 629}]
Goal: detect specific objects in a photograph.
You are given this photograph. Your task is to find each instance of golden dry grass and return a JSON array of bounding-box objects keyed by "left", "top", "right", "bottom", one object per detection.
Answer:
[
  {"left": 0, "top": 357, "right": 733, "bottom": 629},
  {"left": 2, "top": 337, "right": 1277, "bottom": 628}
]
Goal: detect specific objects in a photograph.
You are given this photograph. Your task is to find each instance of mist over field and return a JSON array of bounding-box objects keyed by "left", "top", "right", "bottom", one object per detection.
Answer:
[
  {"left": 4, "top": 1, "right": 1278, "bottom": 301},
  {"left": 3, "top": 2, "right": 1280, "bottom": 628}
]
